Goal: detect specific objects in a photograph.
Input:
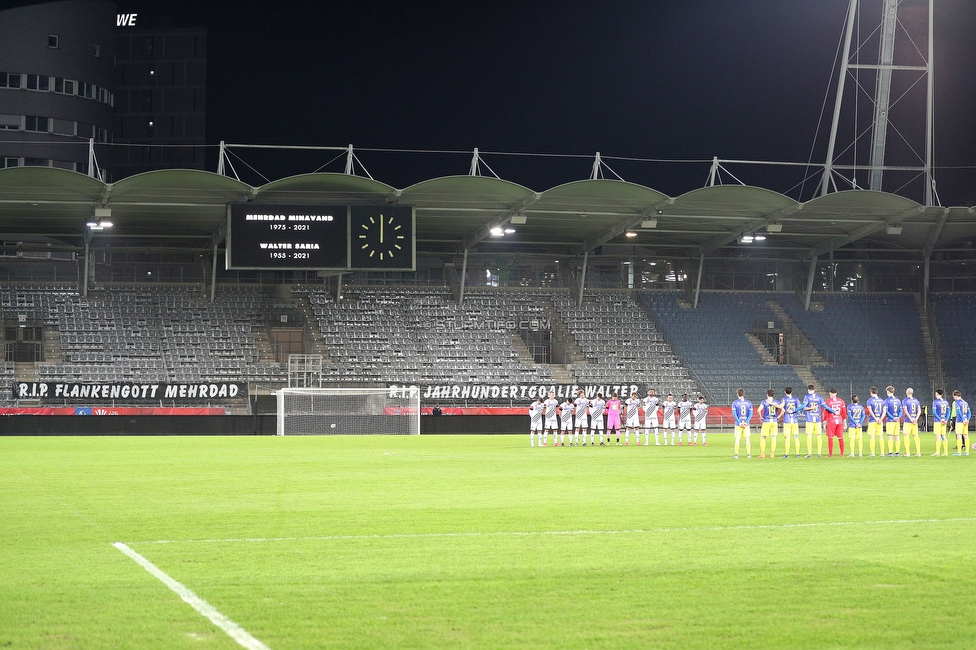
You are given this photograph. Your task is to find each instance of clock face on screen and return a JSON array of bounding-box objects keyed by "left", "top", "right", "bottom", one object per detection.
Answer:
[{"left": 351, "top": 206, "right": 414, "bottom": 270}]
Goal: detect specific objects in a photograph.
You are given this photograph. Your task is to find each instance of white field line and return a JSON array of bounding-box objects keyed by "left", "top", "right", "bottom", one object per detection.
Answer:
[
  {"left": 139, "top": 516, "right": 976, "bottom": 546},
  {"left": 113, "top": 542, "right": 271, "bottom": 650}
]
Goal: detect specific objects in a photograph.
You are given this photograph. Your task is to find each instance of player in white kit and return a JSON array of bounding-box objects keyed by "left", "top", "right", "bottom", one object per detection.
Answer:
[
  {"left": 643, "top": 388, "right": 660, "bottom": 446},
  {"left": 624, "top": 391, "right": 642, "bottom": 445},
  {"left": 590, "top": 393, "right": 606, "bottom": 445},
  {"left": 693, "top": 395, "right": 708, "bottom": 445},
  {"left": 543, "top": 391, "right": 559, "bottom": 446},
  {"left": 573, "top": 390, "right": 589, "bottom": 446},
  {"left": 559, "top": 396, "right": 574, "bottom": 446},
  {"left": 529, "top": 397, "right": 544, "bottom": 446},
  {"left": 662, "top": 394, "right": 677, "bottom": 445},
  {"left": 677, "top": 394, "right": 694, "bottom": 445}
]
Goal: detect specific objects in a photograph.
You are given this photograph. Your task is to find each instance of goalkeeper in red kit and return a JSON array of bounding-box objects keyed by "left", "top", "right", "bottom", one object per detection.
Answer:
[{"left": 824, "top": 388, "right": 847, "bottom": 458}]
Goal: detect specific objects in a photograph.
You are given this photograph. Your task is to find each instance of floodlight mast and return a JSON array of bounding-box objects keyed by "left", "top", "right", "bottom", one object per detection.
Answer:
[{"left": 821, "top": 0, "right": 936, "bottom": 206}]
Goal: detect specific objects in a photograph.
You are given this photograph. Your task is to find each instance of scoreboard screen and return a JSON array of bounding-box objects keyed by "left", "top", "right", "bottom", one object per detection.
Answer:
[{"left": 227, "top": 204, "right": 415, "bottom": 271}]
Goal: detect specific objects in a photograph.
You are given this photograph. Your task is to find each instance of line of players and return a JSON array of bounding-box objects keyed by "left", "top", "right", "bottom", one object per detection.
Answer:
[
  {"left": 529, "top": 389, "right": 707, "bottom": 447},
  {"left": 730, "top": 384, "right": 972, "bottom": 459}
]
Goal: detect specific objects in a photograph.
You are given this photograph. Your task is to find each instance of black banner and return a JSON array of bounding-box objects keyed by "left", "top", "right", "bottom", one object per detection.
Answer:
[{"left": 12, "top": 382, "right": 247, "bottom": 401}]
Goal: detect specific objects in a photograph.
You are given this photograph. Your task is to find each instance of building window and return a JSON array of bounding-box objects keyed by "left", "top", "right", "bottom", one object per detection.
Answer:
[
  {"left": 97, "top": 127, "right": 108, "bottom": 143},
  {"left": 3, "top": 158, "right": 20, "bottom": 168},
  {"left": 98, "top": 87, "right": 107, "bottom": 103},
  {"left": 24, "top": 157, "right": 49, "bottom": 167},
  {"left": 0, "top": 114, "right": 20, "bottom": 130},
  {"left": 25, "top": 116, "right": 49, "bottom": 132},
  {"left": 0, "top": 72, "right": 21, "bottom": 88},
  {"left": 82, "top": 83, "right": 93, "bottom": 99},
  {"left": 25, "top": 74, "right": 49, "bottom": 91},
  {"left": 54, "top": 78, "right": 76, "bottom": 95},
  {"left": 93, "top": 43, "right": 101, "bottom": 58},
  {"left": 48, "top": 35, "right": 59, "bottom": 49}
]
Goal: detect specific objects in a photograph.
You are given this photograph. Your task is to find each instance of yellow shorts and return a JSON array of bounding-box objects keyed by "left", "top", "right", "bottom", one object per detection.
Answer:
[
  {"left": 886, "top": 421, "right": 900, "bottom": 437},
  {"left": 934, "top": 422, "right": 947, "bottom": 437},
  {"left": 735, "top": 425, "right": 751, "bottom": 437},
  {"left": 805, "top": 421, "right": 822, "bottom": 436},
  {"left": 847, "top": 427, "right": 862, "bottom": 437},
  {"left": 761, "top": 422, "right": 777, "bottom": 437},
  {"left": 955, "top": 422, "right": 969, "bottom": 436},
  {"left": 782, "top": 422, "right": 799, "bottom": 436},
  {"left": 867, "top": 421, "right": 883, "bottom": 437},
  {"left": 902, "top": 422, "right": 918, "bottom": 436}
]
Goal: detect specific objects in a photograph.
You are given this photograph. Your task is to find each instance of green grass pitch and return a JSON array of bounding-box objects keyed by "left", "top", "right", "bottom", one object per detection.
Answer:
[{"left": 2, "top": 433, "right": 975, "bottom": 649}]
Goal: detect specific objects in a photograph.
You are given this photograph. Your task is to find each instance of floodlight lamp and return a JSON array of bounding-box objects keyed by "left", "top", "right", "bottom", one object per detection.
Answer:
[
  {"left": 886, "top": 225, "right": 903, "bottom": 235},
  {"left": 740, "top": 234, "right": 754, "bottom": 243},
  {"left": 625, "top": 231, "right": 637, "bottom": 238},
  {"left": 504, "top": 228, "right": 516, "bottom": 234},
  {"left": 753, "top": 234, "right": 766, "bottom": 241},
  {"left": 641, "top": 218, "right": 658, "bottom": 229},
  {"left": 766, "top": 223, "right": 783, "bottom": 233},
  {"left": 510, "top": 215, "right": 527, "bottom": 225},
  {"left": 490, "top": 227, "right": 504, "bottom": 237}
]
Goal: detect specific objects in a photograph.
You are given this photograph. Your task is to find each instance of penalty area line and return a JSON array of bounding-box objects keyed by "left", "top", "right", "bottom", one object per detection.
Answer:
[
  {"left": 112, "top": 542, "right": 271, "bottom": 650},
  {"left": 140, "top": 516, "right": 976, "bottom": 545}
]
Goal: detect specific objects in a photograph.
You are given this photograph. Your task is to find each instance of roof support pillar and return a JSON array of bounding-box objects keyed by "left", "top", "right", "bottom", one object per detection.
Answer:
[
  {"left": 577, "top": 250, "right": 589, "bottom": 308},
  {"left": 216, "top": 141, "right": 226, "bottom": 175},
  {"left": 804, "top": 255, "right": 818, "bottom": 310},
  {"left": 336, "top": 273, "right": 344, "bottom": 302},
  {"left": 708, "top": 157, "right": 719, "bottom": 187},
  {"left": 458, "top": 248, "right": 469, "bottom": 305},
  {"left": 209, "top": 243, "right": 218, "bottom": 303},
  {"left": 344, "top": 145, "right": 355, "bottom": 175},
  {"left": 693, "top": 253, "right": 705, "bottom": 308}
]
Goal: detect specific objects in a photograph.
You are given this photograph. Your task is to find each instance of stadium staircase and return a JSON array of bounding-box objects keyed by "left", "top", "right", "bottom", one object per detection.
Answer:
[
  {"left": 916, "top": 302, "right": 946, "bottom": 394},
  {"left": 765, "top": 301, "right": 828, "bottom": 365},
  {"left": 541, "top": 299, "right": 585, "bottom": 365},
  {"left": 294, "top": 292, "right": 331, "bottom": 361},
  {"left": 745, "top": 333, "right": 779, "bottom": 365}
]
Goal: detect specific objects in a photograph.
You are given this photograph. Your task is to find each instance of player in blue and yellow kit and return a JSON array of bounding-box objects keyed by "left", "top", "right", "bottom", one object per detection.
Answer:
[
  {"left": 758, "top": 389, "right": 780, "bottom": 458},
  {"left": 865, "top": 387, "right": 886, "bottom": 456},
  {"left": 801, "top": 384, "right": 835, "bottom": 458},
  {"left": 901, "top": 387, "right": 922, "bottom": 457},
  {"left": 883, "top": 386, "right": 902, "bottom": 456},
  {"left": 846, "top": 394, "right": 865, "bottom": 457},
  {"left": 931, "top": 389, "right": 950, "bottom": 456},
  {"left": 951, "top": 390, "right": 970, "bottom": 456},
  {"left": 731, "top": 388, "right": 753, "bottom": 459},
  {"left": 779, "top": 387, "right": 802, "bottom": 458}
]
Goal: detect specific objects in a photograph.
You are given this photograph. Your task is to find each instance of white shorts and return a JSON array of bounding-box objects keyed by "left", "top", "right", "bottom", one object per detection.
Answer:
[
  {"left": 531, "top": 422, "right": 543, "bottom": 431},
  {"left": 694, "top": 420, "right": 706, "bottom": 430},
  {"left": 575, "top": 416, "right": 588, "bottom": 429},
  {"left": 560, "top": 420, "right": 573, "bottom": 431},
  {"left": 663, "top": 416, "right": 676, "bottom": 429},
  {"left": 679, "top": 416, "right": 692, "bottom": 430},
  {"left": 644, "top": 414, "right": 659, "bottom": 429},
  {"left": 591, "top": 416, "right": 604, "bottom": 430},
  {"left": 545, "top": 417, "right": 558, "bottom": 430},
  {"left": 626, "top": 414, "right": 640, "bottom": 428}
]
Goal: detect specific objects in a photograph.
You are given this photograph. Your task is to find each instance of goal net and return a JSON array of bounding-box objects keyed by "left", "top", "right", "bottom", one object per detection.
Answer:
[{"left": 276, "top": 386, "right": 421, "bottom": 436}]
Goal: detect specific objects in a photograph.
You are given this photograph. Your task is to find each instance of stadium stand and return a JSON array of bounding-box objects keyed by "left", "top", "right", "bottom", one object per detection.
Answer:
[
  {"left": 552, "top": 291, "right": 698, "bottom": 395},
  {"left": 640, "top": 291, "right": 805, "bottom": 403},
  {"left": 774, "top": 292, "right": 932, "bottom": 404},
  {"left": 932, "top": 293, "right": 976, "bottom": 398},
  {"left": 2, "top": 283, "right": 285, "bottom": 405},
  {"left": 301, "top": 286, "right": 556, "bottom": 387}
]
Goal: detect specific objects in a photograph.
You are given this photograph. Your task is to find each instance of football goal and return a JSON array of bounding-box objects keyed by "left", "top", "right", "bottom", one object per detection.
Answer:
[{"left": 276, "top": 386, "right": 421, "bottom": 436}]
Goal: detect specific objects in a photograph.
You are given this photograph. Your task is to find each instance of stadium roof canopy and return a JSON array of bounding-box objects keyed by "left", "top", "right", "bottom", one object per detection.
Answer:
[{"left": 0, "top": 166, "right": 974, "bottom": 260}]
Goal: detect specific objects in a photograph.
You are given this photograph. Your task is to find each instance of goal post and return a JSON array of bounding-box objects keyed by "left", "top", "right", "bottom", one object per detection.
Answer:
[{"left": 276, "top": 386, "right": 421, "bottom": 436}]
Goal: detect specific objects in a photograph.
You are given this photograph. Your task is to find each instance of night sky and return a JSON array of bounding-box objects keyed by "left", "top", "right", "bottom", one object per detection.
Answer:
[{"left": 112, "top": 0, "right": 976, "bottom": 203}]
